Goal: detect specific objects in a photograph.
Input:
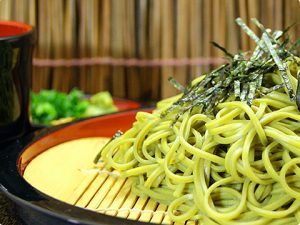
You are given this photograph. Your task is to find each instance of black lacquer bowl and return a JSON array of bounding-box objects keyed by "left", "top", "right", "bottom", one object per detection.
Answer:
[{"left": 0, "top": 110, "right": 156, "bottom": 225}]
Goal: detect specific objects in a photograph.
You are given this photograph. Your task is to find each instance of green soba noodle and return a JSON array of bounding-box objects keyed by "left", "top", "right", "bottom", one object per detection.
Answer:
[{"left": 96, "top": 19, "right": 300, "bottom": 224}]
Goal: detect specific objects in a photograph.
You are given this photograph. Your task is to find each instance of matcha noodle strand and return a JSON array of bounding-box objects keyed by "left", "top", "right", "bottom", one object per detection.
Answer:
[{"left": 99, "top": 85, "right": 300, "bottom": 224}]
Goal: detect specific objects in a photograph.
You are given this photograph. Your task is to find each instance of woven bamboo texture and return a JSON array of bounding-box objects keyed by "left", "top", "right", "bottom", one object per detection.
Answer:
[
  {"left": 23, "top": 137, "right": 196, "bottom": 225},
  {"left": 0, "top": 0, "right": 300, "bottom": 101}
]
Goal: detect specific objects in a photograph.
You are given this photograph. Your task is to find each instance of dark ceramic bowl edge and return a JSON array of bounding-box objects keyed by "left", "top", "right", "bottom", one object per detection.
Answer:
[{"left": 0, "top": 108, "right": 162, "bottom": 225}]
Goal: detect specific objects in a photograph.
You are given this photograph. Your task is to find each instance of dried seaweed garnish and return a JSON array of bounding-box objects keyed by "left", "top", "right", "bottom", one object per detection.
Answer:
[
  {"left": 168, "top": 77, "right": 186, "bottom": 93},
  {"left": 261, "top": 84, "right": 285, "bottom": 95},
  {"left": 211, "top": 41, "right": 234, "bottom": 58},
  {"left": 262, "top": 33, "right": 295, "bottom": 100},
  {"left": 290, "top": 39, "right": 300, "bottom": 54},
  {"left": 93, "top": 130, "right": 123, "bottom": 163},
  {"left": 234, "top": 80, "right": 241, "bottom": 98},
  {"left": 297, "top": 70, "right": 300, "bottom": 109},
  {"left": 236, "top": 18, "right": 265, "bottom": 51},
  {"left": 161, "top": 18, "right": 300, "bottom": 123},
  {"left": 247, "top": 82, "right": 257, "bottom": 105}
]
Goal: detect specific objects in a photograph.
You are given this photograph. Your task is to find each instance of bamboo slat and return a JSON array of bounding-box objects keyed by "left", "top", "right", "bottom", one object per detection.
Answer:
[
  {"left": 148, "top": 0, "right": 161, "bottom": 100},
  {"left": 14, "top": 0, "right": 26, "bottom": 22},
  {"left": 202, "top": 0, "right": 212, "bottom": 73},
  {"left": 111, "top": 0, "right": 126, "bottom": 98},
  {"left": 174, "top": 0, "right": 189, "bottom": 88},
  {"left": 89, "top": 0, "right": 101, "bottom": 93},
  {"left": 247, "top": 0, "right": 260, "bottom": 50},
  {"left": 212, "top": 0, "right": 221, "bottom": 56},
  {"left": 28, "top": 0, "right": 36, "bottom": 26},
  {"left": 135, "top": 0, "right": 150, "bottom": 100},
  {"left": 78, "top": 1, "right": 89, "bottom": 92},
  {"left": 23, "top": 137, "right": 197, "bottom": 225},
  {"left": 237, "top": 0, "right": 249, "bottom": 51},
  {"left": 274, "top": 0, "right": 283, "bottom": 30},
  {"left": 0, "top": 0, "right": 12, "bottom": 19},
  {"left": 51, "top": 0, "right": 68, "bottom": 91},
  {"left": 189, "top": 0, "right": 202, "bottom": 80},
  {"left": 161, "top": 0, "right": 175, "bottom": 99},
  {"left": 1, "top": 0, "right": 299, "bottom": 101},
  {"left": 63, "top": 0, "right": 77, "bottom": 89},
  {"left": 211, "top": 0, "right": 228, "bottom": 59},
  {"left": 261, "top": 0, "right": 274, "bottom": 29},
  {"left": 284, "top": 0, "right": 300, "bottom": 42},
  {"left": 125, "top": 0, "right": 140, "bottom": 100},
  {"left": 32, "top": 0, "right": 52, "bottom": 92},
  {"left": 225, "top": 0, "right": 239, "bottom": 54},
  {"left": 98, "top": 0, "right": 112, "bottom": 92}
]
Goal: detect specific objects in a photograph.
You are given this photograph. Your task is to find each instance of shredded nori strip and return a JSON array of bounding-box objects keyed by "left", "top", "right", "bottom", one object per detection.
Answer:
[
  {"left": 168, "top": 77, "right": 186, "bottom": 93},
  {"left": 290, "top": 39, "right": 300, "bottom": 54},
  {"left": 211, "top": 42, "right": 234, "bottom": 58},
  {"left": 262, "top": 33, "right": 295, "bottom": 100},
  {"left": 94, "top": 130, "right": 123, "bottom": 163},
  {"left": 236, "top": 18, "right": 264, "bottom": 50},
  {"left": 162, "top": 18, "right": 300, "bottom": 123},
  {"left": 296, "top": 70, "right": 300, "bottom": 110}
]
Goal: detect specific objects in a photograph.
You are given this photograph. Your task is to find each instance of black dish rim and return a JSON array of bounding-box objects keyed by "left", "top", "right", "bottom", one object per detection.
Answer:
[{"left": 0, "top": 109, "right": 159, "bottom": 225}]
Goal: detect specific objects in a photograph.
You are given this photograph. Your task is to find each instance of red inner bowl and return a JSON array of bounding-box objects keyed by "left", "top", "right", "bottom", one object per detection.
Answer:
[
  {"left": 18, "top": 109, "right": 151, "bottom": 175},
  {"left": 0, "top": 21, "right": 32, "bottom": 37}
]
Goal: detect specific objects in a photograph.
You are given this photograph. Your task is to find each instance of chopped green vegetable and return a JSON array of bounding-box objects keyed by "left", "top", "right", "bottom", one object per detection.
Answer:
[
  {"left": 31, "top": 89, "right": 117, "bottom": 125},
  {"left": 83, "top": 91, "right": 118, "bottom": 117}
]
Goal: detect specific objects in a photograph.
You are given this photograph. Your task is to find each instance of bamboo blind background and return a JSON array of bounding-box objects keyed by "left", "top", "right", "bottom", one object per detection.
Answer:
[{"left": 0, "top": 0, "right": 300, "bottom": 101}]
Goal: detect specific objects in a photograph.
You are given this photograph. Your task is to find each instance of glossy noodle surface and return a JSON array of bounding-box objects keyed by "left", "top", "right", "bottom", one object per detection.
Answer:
[{"left": 100, "top": 91, "right": 300, "bottom": 225}]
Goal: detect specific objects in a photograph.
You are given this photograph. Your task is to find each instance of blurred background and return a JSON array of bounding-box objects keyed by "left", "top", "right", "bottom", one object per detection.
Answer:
[{"left": 0, "top": 0, "right": 300, "bottom": 102}]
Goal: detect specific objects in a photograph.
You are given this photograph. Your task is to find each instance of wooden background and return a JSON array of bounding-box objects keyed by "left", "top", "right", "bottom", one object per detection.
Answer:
[{"left": 0, "top": 0, "right": 299, "bottom": 102}]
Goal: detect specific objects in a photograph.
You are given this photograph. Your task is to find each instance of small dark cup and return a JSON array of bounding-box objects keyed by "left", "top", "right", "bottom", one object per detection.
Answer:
[{"left": 0, "top": 21, "right": 35, "bottom": 144}]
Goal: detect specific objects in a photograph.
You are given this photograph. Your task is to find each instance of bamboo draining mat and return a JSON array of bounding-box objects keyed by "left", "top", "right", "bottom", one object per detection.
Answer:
[
  {"left": 0, "top": 0, "right": 300, "bottom": 101},
  {"left": 23, "top": 137, "right": 196, "bottom": 225}
]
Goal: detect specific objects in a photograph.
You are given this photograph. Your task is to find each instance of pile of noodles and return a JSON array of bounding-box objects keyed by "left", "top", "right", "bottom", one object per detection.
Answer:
[{"left": 97, "top": 28, "right": 300, "bottom": 225}]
